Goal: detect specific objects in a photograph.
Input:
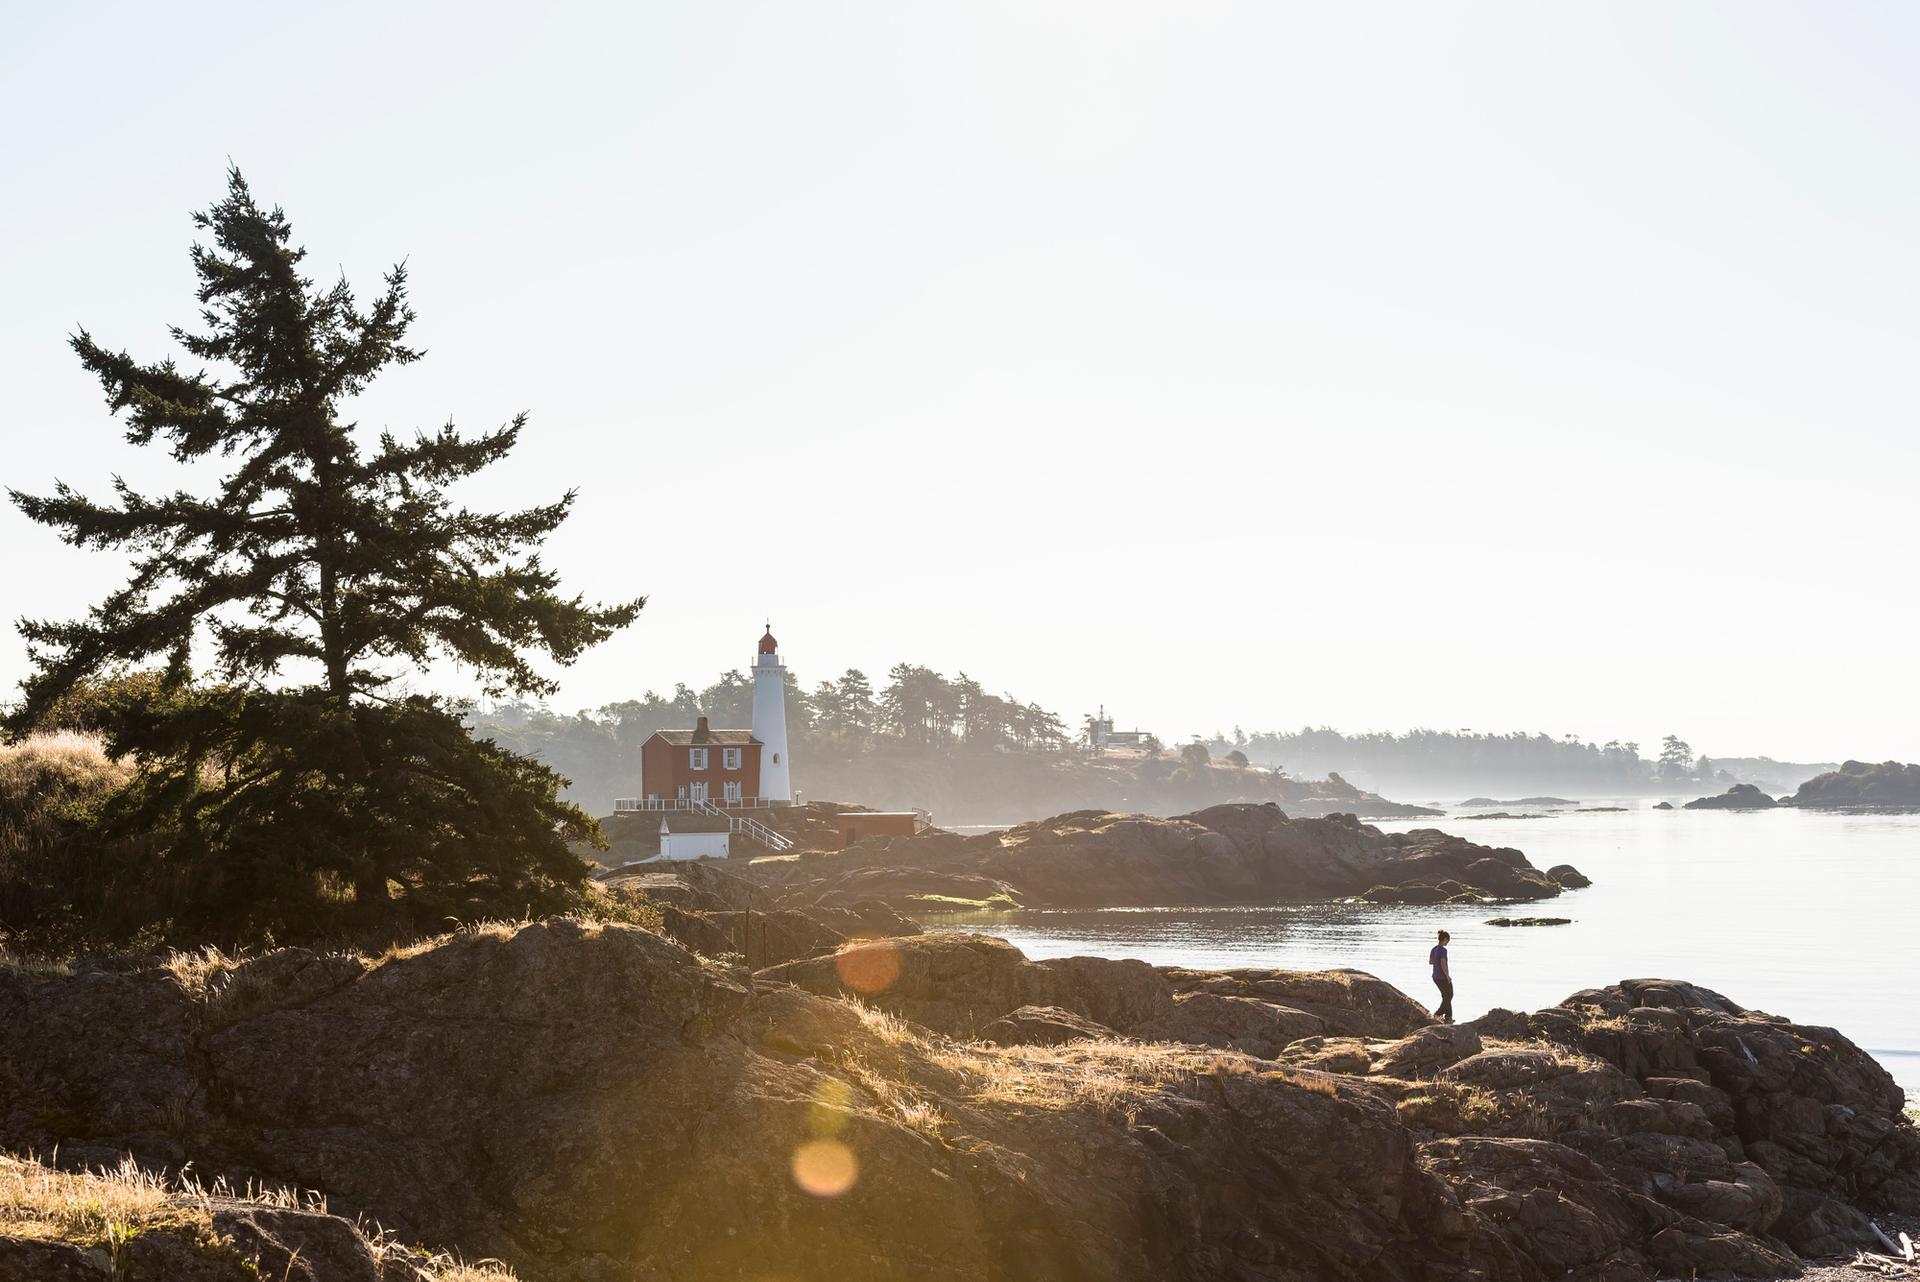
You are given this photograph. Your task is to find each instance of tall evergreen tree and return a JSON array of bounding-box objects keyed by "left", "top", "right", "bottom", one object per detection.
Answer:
[{"left": 7, "top": 169, "right": 641, "bottom": 944}]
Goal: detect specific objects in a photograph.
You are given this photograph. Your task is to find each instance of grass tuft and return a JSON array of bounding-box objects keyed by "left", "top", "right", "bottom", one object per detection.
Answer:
[
  {"left": 932, "top": 1038, "right": 1211, "bottom": 1121},
  {"left": 0, "top": 1153, "right": 182, "bottom": 1249}
]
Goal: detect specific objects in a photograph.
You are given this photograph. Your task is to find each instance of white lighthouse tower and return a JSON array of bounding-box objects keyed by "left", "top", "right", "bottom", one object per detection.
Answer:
[{"left": 751, "top": 624, "right": 792, "bottom": 803}]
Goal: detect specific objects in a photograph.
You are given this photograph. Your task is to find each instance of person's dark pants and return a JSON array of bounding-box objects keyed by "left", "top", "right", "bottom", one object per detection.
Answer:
[{"left": 1433, "top": 975, "right": 1454, "bottom": 1023}]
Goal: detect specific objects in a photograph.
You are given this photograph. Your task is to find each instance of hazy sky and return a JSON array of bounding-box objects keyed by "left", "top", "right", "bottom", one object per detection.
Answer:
[{"left": 4, "top": 2, "right": 1917, "bottom": 763}]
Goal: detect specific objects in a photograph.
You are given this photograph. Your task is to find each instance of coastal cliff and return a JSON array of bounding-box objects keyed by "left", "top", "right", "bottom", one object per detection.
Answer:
[{"left": 3, "top": 919, "right": 1914, "bottom": 1281}]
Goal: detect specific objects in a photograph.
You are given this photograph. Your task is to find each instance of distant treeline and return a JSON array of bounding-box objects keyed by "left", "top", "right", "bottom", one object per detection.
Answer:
[
  {"left": 470, "top": 663, "right": 1075, "bottom": 814},
  {"left": 1204, "top": 727, "right": 1827, "bottom": 798},
  {"left": 467, "top": 665, "right": 1433, "bottom": 824},
  {"left": 471, "top": 668, "right": 1835, "bottom": 815}
]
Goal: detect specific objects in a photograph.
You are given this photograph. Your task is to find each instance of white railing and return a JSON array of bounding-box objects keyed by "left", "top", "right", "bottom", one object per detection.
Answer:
[
  {"left": 688, "top": 797, "right": 794, "bottom": 852},
  {"left": 613, "top": 796, "right": 791, "bottom": 813}
]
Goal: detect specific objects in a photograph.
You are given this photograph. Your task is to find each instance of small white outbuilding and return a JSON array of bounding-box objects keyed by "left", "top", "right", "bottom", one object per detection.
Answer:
[{"left": 651, "top": 816, "right": 730, "bottom": 862}]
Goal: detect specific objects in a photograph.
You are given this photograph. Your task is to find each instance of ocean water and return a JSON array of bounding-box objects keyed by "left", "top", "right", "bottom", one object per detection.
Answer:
[{"left": 931, "top": 802, "right": 1920, "bottom": 1094}]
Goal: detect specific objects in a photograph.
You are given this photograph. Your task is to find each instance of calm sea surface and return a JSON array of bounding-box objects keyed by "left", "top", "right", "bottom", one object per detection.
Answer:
[{"left": 931, "top": 802, "right": 1920, "bottom": 1094}]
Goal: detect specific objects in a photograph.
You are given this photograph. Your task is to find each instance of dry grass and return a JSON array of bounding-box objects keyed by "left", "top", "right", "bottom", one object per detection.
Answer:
[
  {"left": 1576, "top": 1011, "right": 1635, "bottom": 1037},
  {"left": 0, "top": 731, "right": 124, "bottom": 783},
  {"left": 932, "top": 1038, "right": 1209, "bottom": 1121},
  {"left": 160, "top": 944, "right": 343, "bottom": 1031},
  {"left": 160, "top": 944, "right": 243, "bottom": 1000},
  {"left": 842, "top": 1003, "right": 1340, "bottom": 1134},
  {"left": 811, "top": 1003, "right": 949, "bottom": 1141},
  {"left": 834, "top": 1047, "right": 949, "bottom": 1141},
  {"left": 576, "top": 883, "right": 663, "bottom": 933},
  {"left": 1397, "top": 1080, "right": 1506, "bottom": 1132},
  {"left": 0, "top": 1153, "right": 187, "bottom": 1251},
  {"left": 0, "top": 731, "right": 129, "bottom": 871},
  {"left": 0, "top": 952, "right": 75, "bottom": 978},
  {"left": 1267, "top": 1066, "right": 1342, "bottom": 1098},
  {"left": 0, "top": 1153, "right": 517, "bottom": 1279},
  {"left": 378, "top": 1248, "right": 521, "bottom": 1281},
  {"left": 373, "top": 917, "right": 535, "bottom": 968},
  {"left": 850, "top": 1000, "right": 925, "bottom": 1048},
  {"left": 1543, "top": 1044, "right": 1611, "bottom": 1075},
  {"left": 0, "top": 732, "right": 151, "bottom": 955}
]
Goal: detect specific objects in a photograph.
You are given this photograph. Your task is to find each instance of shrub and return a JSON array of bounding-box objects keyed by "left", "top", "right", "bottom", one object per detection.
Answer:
[
  {"left": 0, "top": 726, "right": 636, "bottom": 955},
  {"left": 0, "top": 733, "right": 143, "bottom": 952}
]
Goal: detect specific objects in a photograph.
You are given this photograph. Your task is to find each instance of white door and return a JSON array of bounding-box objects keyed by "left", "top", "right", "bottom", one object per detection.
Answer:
[
  {"left": 690, "top": 782, "right": 709, "bottom": 803},
  {"left": 723, "top": 780, "right": 742, "bottom": 804}
]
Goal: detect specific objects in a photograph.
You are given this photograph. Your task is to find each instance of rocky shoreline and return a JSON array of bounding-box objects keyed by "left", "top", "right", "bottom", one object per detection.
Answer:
[
  {"left": 3, "top": 918, "right": 1915, "bottom": 1280},
  {"left": 709, "top": 803, "right": 1591, "bottom": 916}
]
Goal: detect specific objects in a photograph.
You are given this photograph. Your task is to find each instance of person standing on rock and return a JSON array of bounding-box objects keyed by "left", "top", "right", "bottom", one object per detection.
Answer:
[{"left": 1429, "top": 930, "right": 1453, "bottom": 1023}]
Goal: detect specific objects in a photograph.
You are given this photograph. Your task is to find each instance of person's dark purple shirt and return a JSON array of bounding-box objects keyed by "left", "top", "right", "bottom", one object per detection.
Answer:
[{"left": 1429, "top": 944, "right": 1448, "bottom": 980}]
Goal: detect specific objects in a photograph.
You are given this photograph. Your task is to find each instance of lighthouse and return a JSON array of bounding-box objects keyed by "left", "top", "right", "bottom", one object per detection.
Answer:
[{"left": 751, "top": 624, "right": 792, "bottom": 803}]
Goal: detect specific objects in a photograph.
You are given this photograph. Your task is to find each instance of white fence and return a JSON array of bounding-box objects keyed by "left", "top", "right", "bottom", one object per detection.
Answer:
[{"left": 613, "top": 796, "right": 791, "bottom": 813}]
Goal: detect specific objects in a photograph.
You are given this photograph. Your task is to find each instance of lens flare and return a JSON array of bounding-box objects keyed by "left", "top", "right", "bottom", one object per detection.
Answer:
[
  {"left": 791, "top": 1139, "right": 858, "bottom": 1197},
  {"left": 835, "top": 939, "right": 901, "bottom": 995},
  {"left": 809, "top": 1077, "right": 853, "bottom": 1136}
]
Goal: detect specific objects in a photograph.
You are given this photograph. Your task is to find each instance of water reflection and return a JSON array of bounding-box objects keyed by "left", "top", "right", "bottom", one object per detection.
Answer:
[{"left": 927, "top": 805, "right": 1920, "bottom": 1094}]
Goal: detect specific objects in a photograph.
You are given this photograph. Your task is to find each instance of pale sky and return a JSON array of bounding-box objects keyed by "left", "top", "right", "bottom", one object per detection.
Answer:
[{"left": 3, "top": 2, "right": 1917, "bottom": 763}]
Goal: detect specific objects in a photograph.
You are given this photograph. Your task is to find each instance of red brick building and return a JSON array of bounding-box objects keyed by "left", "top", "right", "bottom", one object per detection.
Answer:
[{"left": 640, "top": 716, "right": 765, "bottom": 805}]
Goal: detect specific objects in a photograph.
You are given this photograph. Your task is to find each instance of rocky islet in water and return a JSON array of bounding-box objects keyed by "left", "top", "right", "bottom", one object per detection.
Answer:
[{"left": 711, "top": 803, "right": 1591, "bottom": 915}]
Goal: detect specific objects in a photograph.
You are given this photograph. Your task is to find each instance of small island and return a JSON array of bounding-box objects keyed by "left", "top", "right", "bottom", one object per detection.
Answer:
[
  {"left": 1461, "top": 796, "right": 1578, "bottom": 808},
  {"left": 1784, "top": 760, "right": 1920, "bottom": 810},
  {"left": 1683, "top": 783, "right": 1779, "bottom": 810}
]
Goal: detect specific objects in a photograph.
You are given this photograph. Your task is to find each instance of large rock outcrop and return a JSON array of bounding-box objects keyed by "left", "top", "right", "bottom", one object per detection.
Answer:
[
  {"left": 757, "top": 932, "right": 1429, "bottom": 1051},
  {"left": 2, "top": 921, "right": 1913, "bottom": 1281},
  {"left": 1785, "top": 760, "right": 1920, "bottom": 809},
  {"left": 754, "top": 804, "right": 1586, "bottom": 913}
]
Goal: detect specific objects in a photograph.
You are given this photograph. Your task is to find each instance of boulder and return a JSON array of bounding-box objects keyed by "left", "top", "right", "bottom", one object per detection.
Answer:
[
  {"left": 1547, "top": 864, "right": 1592, "bottom": 888},
  {"left": 1442, "top": 1046, "right": 1579, "bottom": 1092},
  {"left": 1275, "top": 1035, "right": 1375, "bottom": 1074},
  {"left": 758, "top": 932, "right": 1064, "bottom": 1037},
  {"left": 1462, "top": 1008, "right": 1530, "bottom": 1041},
  {"left": 1161, "top": 966, "right": 1431, "bottom": 1039},
  {"left": 656, "top": 902, "right": 738, "bottom": 957},
  {"left": 979, "top": 1004, "right": 1116, "bottom": 1046},
  {"left": 1421, "top": 1137, "right": 1798, "bottom": 1280},
  {"left": 1037, "top": 953, "right": 1176, "bottom": 1031},
  {"left": 1369, "top": 1024, "right": 1483, "bottom": 1079},
  {"left": 1534, "top": 977, "right": 1920, "bottom": 1258}
]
